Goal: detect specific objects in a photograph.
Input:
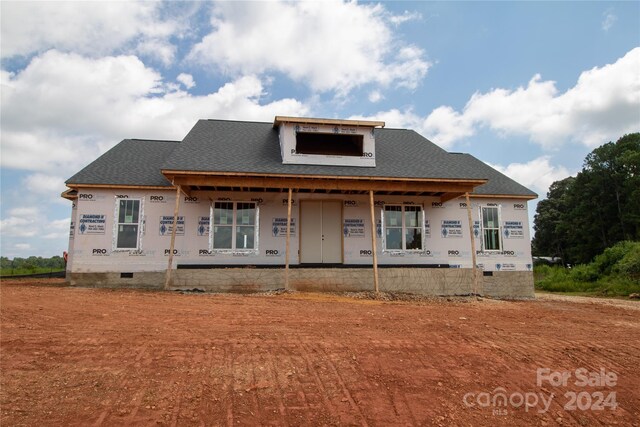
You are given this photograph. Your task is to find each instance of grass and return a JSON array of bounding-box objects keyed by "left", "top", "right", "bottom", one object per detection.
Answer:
[{"left": 534, "top": 265, "right": 640, "bottom": 297}]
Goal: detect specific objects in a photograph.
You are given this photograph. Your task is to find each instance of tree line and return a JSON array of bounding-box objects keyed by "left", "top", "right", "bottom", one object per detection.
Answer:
[
  {"left": 1, "top": 256, "right": 65, "bottom": 274},
  {"left": 533, "top": 133, "right": 640, "bottom": 265}
]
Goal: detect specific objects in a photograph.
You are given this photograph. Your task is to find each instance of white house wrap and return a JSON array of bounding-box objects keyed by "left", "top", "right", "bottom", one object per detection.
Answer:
[{"left": 62, "top": 116, "right": 537, "bottom": 298}]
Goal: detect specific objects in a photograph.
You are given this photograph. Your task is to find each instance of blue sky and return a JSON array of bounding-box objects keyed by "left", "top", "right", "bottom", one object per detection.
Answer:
[{"left": 1, "top": 1, "right": 639, "bottom": 258}]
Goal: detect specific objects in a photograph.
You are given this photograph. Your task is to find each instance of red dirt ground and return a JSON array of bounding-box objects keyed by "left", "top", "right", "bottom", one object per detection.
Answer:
[{"left": 1, "top": 280, "right": 638, "bottom": 426}]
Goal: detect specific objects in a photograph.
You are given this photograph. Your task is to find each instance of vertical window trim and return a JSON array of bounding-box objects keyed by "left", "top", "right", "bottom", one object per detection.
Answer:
[
  {"left": 382, "top": 204, "right": 425, "bottom": 252},
  {"left": 479, "top": 205, "right": 502, "bottom": 252},
  {"left": 113, "top": 197, "right": 144, "bottom": 251},
  {"left": 209, "top": 201, "right": 259, "bottom": 253}
]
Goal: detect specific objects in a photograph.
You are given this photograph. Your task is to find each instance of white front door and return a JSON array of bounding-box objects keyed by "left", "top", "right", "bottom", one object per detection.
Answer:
[{"left": 300, "top": 200, "right": 342, "bottom": 264}]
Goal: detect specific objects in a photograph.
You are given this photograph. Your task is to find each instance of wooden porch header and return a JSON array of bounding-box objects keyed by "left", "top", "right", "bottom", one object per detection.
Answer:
[{"left": 161, "top": 170, "right": 486, "bottom": 201}]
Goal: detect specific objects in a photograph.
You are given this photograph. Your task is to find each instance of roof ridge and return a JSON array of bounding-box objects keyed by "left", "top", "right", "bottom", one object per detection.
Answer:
[
  {"left": 128, "top": 138, "right": 181, "bottom": 143},
  {"left": 204, "top": 118, "right": 272, "bottom": 125}
]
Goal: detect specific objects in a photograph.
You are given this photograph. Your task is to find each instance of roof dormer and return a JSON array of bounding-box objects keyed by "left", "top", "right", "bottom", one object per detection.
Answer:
[{"left": 274, "top": 116, "right": 384, "bottom": 167}]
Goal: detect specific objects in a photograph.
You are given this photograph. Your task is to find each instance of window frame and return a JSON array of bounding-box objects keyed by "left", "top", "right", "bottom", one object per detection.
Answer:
[
  {"left": 113, "top": 197, "right": 144, "bottom": 251},
  {"left": 479, "top": 204, "right": 502, "bottom": 252},
  {"left": 382, "top": 204, "right": 425, "bottom": 252},
  {"left": 209, "top": 201, "right": 259, "bottom": 253}
]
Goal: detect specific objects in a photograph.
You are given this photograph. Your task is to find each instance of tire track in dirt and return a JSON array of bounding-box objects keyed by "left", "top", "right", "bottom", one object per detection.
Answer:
[
  {"left": 281, "top": 344, "right": 314, "bottom": 415},
  {"left": 266, "top": 347, "right": 289, "bottom": 424},
  {"left": 297, "top": 341, "right": 342, "bottom": 424},
  {"left": 224, "top": 344, "right": 234, "bottom": 427},
  {"left": 315, "top": 342, "right": 369, "bottom": 426}
]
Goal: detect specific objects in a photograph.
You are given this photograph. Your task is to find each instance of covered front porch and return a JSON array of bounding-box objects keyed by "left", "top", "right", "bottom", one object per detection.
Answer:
[{"left": 160, "top": 170, "right": 487, "bottom": 294}]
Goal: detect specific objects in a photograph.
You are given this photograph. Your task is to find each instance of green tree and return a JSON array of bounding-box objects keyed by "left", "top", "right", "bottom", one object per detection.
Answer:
[
  {"left": 0, "top": 257, "right": 11, "bottom": 269},
  {"left": 583, "top": 133, "right": 640, "bottom": 241},
  {"left": 533, "top": 133, "right": 640, "bottom": 265},
  {"left": 532, "top": 177, "right": 575, "bottom": 262}
]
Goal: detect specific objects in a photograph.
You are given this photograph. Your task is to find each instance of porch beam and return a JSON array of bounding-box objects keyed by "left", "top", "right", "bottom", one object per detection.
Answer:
[
  {"left": 440, "top": 192, "right": 464, "bottom": 203},
  {"left": 172, "top": 175, "right": 478, "bottom": 194}
]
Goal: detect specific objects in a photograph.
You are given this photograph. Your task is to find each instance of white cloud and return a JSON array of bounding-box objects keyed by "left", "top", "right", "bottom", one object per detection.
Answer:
[
  {"left": 1, "top": 212, "right": 70, "bottom": 255},
  {"left": 350, "top": 108, "right": 416, "bottom": 129},
  {"left": 42, "top": 219, "right": 72, "bottom": 240},
  {"left": 488, "top": 157, "right": 571, "bottom": 196},
  {"left": 389, "top": 10, "right": 422, "bottom": 25},
  {"left": 49, "top": 218, "right": 72, "bottom": 231},
  {"left": 0, "top": 217, "right": 33, "bottom": 236},
  {"left": 441, "top": 48, "right": 640, "bottom": 148},
  {"left": 23, "top": 174, "right": 66, "bottom": 195},
  {"left": 1, "top": 50, "right": 308, "bottom": 176},
  {"left": 1, "top": 51, "right": 163, "bottom": 133},
  {"left": 368, "top": 91, "right": 384, "bottom": 103},
  {"left": 0, "top": 207, "right": 40, "bottom": 238},
  {"left": 355, "top": 48, "right": 640, "bottom": 149},
  {"left": 22, "top": 173, "right": 69, "bottom": 205},
  {"left": 422, "top": 106, "right": 475, "bottom": 147},
  {"left": 602, "top": 9, "right": 617, "bottom": 32},
  {"left": 135, "top": 39, "right": 177, "bottom": 66},
  {"left": 7, "top": 207, "right": 39, "bottom": 219},
  {"left": 0, "top": 2, "right": 188, "bottom": 62},
  {"left": 1, "top": 130, "right": 107, "bottom": 176},
  {"left": 42, "top": 233, "right": 67, "bottom": 240},
  {"left": 188, "top": 1, "right": 430, "bottom": 95},
  {"left": 349, "top": 107, "right": 469, "bottom": 148},
  {"left": 177, "top": 73, "right": 196, "bottom": 89}
]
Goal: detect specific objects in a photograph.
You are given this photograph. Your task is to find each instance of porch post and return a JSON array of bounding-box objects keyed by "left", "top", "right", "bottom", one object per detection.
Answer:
[
  {"left": 164, "top": 185, "right": 181, "bottom": 290},
  {"left": 285, "top": 188, "right": 292, "bottom": 290},
  {"left": 369, "top": 190, "right": 380, "bottom": 293},
  {"left": 464, "top": 192, "right": 479, "bottom": 295}
]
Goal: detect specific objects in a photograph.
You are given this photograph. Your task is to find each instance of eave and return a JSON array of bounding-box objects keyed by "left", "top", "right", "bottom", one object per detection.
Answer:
[
  {"left": 469, "top": 193, "right": 538, "bottom": 201},
  {"left": 61, "top": 183, "right": 174, "bottom": 200}
]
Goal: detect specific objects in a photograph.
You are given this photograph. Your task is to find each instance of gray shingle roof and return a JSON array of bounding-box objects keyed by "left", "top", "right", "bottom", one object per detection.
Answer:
[
  {"left": 164, "top": 119, "right": 485, "bottom": 180},
  {"left": 453, "top": 154, "right": 537, "bottom": 197},
  {"left": 66, "top": 139, "right": 179, "bottom": 187},
  {"left": 65, "top": 119, "right": 537, "bottom": 198}
]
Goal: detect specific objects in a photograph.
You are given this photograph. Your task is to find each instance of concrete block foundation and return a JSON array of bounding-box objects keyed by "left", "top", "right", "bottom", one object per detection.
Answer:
[
  {"left": 68, "top": 272, "right": 165, "bottom": 290},
  {"left": 68, "top": 267, "right": 534, "bottom": 299}
]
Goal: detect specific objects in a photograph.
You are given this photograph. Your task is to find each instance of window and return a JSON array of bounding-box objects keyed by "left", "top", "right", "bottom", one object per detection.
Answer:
[
  {"left": 384, "top": 205, "right": 424, "bottom": 251},
  {"left": 212, "top": 202, "right": 257, "bottom": 250},
  {"left": 295, "top": 132, "right": 363, "bottom": 156},
  {"left": 480, "top": 206, "right": 501, "bottom": 251},
  {"left": 116, "top": 199, "right": 141, "bottom": 249}
]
